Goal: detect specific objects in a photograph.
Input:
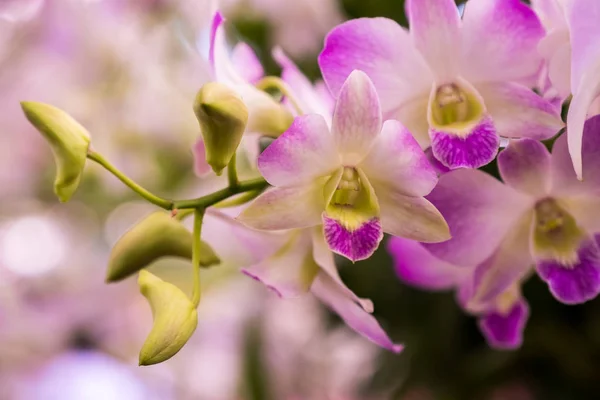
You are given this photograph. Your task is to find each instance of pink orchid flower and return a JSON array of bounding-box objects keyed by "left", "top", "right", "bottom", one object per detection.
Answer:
[
  {"left": 423, "top": 115, "right": 600, "bottom": 308},
  {"left": 238, "top": 70, "right": 450, "bottom": 262},
  {"left": 388, "top": 238, "right": 530, "bottom": 349},
  {"left": 319, "top": 0, "right": 564, "bottom": 169}
]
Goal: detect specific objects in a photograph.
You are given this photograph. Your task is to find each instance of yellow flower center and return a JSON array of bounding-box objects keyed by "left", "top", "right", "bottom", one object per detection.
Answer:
[{"left": 429, "top": 81, "right": 485, "bottom": 135}]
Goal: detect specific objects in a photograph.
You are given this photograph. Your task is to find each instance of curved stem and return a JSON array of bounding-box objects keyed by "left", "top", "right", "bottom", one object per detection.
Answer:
[
  {"left": 255, "top": 76, "right": 304, "bottom": 115},
  {"left": 87, "top": 150, "right": 173, "bottom": 210},
  {"left": 227, "top": 153, "right": 239, "bottom": 189},
  {"left": 214, "top": 189, "right": 263, "bottom": 208},
  {"left": 191, "top": 208, "right": 205, "bottom": 308},
  {"left": 174, "top": 177, "right": 268, "bottom": 209}
]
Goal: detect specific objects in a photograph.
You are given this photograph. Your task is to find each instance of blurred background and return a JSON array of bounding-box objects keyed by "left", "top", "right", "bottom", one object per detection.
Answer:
[{"left": 1, "top": 0, "right": 599, "bottom": 399}]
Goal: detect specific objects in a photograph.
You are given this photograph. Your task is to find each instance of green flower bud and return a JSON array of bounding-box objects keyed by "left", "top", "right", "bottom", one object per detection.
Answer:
[
  {"left": 106, "top": 211, "right": 220, "bottom": 283},
  {"left": 138, "top": 270, "right": 198, "bottom": 365},
  {"left": 193, "top": 82, "right": 248, "bottom": 175},
  {"left": 246, "top": 94, "right": 294, "bottom": 138},
  {"left": 21, "top": 101, "right": 91, "bottom": 202}
]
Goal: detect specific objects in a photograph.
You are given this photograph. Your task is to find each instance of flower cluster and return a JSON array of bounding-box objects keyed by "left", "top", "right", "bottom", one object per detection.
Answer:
[{"left": 19, "top": 0, "right": 600, "bottom": 363}]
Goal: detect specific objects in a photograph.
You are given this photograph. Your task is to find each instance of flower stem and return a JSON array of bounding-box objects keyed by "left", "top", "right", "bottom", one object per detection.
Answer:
[
  {"left": 227, "top": 153, "right": 239, "bottom": 189},
  {"left": 87, "top": 150, "right": 173, "bottom": 210},
  {"left": 255, "top": 76, "right": 303, "bottom": 115},
  {"left": 191, "top": 208, "right": 204, "bottom": 308},
  {"left": 174, "top": 177, "right": 268, "bottom": 209}
]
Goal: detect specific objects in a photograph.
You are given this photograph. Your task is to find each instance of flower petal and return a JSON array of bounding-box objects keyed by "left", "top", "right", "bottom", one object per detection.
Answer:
[
  {"left": 405, "top": 0, "right": 462, "bottom": 82},
  {"left": 318, "top": 17, "right": 433, "bottom": 115},
  {"left": 550, "top": 116, "right": 600, "bottom": 196},
  {"left": 311, "top": 270, "right": 403, "bottom": 353},
  {"left": 231, "top": 43, "right": 264, "bottom": 84},
  {"left": 375, "top": 186, "right": 450, "bottom": 243},
  {"left": 311, "top": 229, "right": 374, "bottom": 312},
  {"left": 209, "top": 12, "right": 244, "bottom": 85},
  {"left": 475, "top": 82, "right": 564, "bottom": 140},
  {"left": 430, "top": 116, "right": 499, "bottom": 169},
  {"left": 359, "top": 120, "right": 438, "bottom": 197},
  {"left": 536, "top": 238, "right": 600, "bottom": 304},
  {"left": 237, "top": 184, "right": 323, "bottom": 230},
  {"left": 425, "top": 169, "right": 534, "bottom": 266},
  {"left": 478, "top": 298, "right": 529, "bottom": 350},
  {"left": 469, "top": 213, "right": 534, "bottom": 306},
  {"left": 258, "top": 114, "right": 339, "bottom": 186},
  {"left": 388, "top": 237, "right": 468, "bottom": 290},
  {"left": 273, "top": 47, "right": 332, "bottom": 122},
  {"left": 322, "top": 215, "right": 383, "bottom": 263},
  {"left": 565, "top": 0, "right": 600, "bottom": 180},
  {"left": 192, "top": 138, "right": 212, "bottom": 177},
  {"left": 395, "top": 95, "right": 431, "bottom": 148},
  {"left": 241, "top": 231, "right": 319, "bottom": 298},
  {"left": 461, "top": 0, "right": 545, "bottom": 84},
  {"left": 331, "top": 70, "right": 382, "bottom": 165},
  {"left": 498, "top": 139, "right": 552, "bottom": 197}
]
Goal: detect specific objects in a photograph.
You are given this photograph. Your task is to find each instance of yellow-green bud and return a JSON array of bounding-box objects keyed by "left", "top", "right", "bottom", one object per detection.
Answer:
[
  {"left": 246, "top": 93, "right": 294, "bottom": 138},
  {"left": 193, "top": 82, "right": 248, "bottom": 175},
  {"left": 106, "top": 211, "right": 220, "bottom": 283},
  {"left": 138, "top": 270, "right": 198, "bottom": 365},
  {"left": 20, "top": 101, "right": 91, "bottom": 202}
]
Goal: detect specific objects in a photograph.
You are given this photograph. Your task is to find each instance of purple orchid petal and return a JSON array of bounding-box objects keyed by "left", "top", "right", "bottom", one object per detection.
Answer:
[
  {"left": 318, "top": 17, "right": 432, "bottom": 116},
  {"left": 331, "top": 70, "right": 382, "bottom": 165},
  {"left": 536, "top": 238, "right": 600, "bottom": 304},
  {"left": 461, "top": 0, "right": 545, "bottom": 85},
  {"left": 475, "top": 82, "right": 564, "bottom": 140},
  {"left": 565, "top": 0, "right": 600, "bottom": 180},
  {"left": 322, "top": 214, "right": 383, "bottom": 263},
  {"left": 359, "top": 120, "right": 438, "bottom": 197},
  {"left": 192, "top": 138, "right": 212, "bottom": 177},
  {"left": 430, "top": 116, "right": 499, "bottom": 169},
  {"left": 208, "top": 12, "right": 224, "bottom": 73},
  {"left": 387, "top": 237, "right": 468, "bottom": 290},
  {"left": 478, "top": 298, "right": 530, "bottom": 350},
  {"left": 258, "top": 114, "right": 339, "bottom": 187},
  {"left": 311, "top": 271, "right": 403, "bottom": 353},
  {"left": 425, "top": 169, "right": 533, "bottom": 266},
  {"left": 550, "top": 116, "right": 600, "bottom": 196},
  {"left": 498, "top": 139, "right": 552, "bottom": 197},
  {"left": 231, "top": 43, "right": 264, "bottom": 84},
  {"left": 405, "top": 0, "right": 461, "bottom": 82},
  {"left": 425, "top": 147, "right": 450, "bottom": 175}
]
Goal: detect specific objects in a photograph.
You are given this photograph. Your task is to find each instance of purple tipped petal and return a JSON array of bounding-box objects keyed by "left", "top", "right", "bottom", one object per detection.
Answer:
[
  {"left": 318, "top": 18, "right": 432, "bottom": 115},
  {"left": 258, "top": 114, "right": 339, "bottom": 186},
  {"left": 479, "top": 299, "right": 529, "bottom": 350},
  {"left": 231, "top": 43, "right": 264, "bottom": 84},
  {"left": 475, "top": 82, "right": 564, "bottom": 141},
  {"left": 430, "top": 116, "right": 499, "bottom": 169},
  {"left": 461, "top": 0, "right": 545, "bottom": 85},
  {"left": 425, "top": 169, "right": 533, "bottom": 266},
  {"left": 322, "top": 215, "right": 383, "bottom": 262},
  {"left": 208, "top": 12, "right": 224, "bottom": 70},
  {"left": 498, "top": 139, "right": 552, "bottom": 197},
  {"left": 406, "top": 0, "right": 461, "bottom": 82},
  {"left": 311, "top": 271, "right": 403, "bottom": 353},
  {"left": 331, "top": 71, "right": 382, "bottom": 164},
  {"left": 387, "top": 237, "right": 468, "bottom": 290},
  {"left": 536, "top": 239, "right": 600, "bottom": 304}
]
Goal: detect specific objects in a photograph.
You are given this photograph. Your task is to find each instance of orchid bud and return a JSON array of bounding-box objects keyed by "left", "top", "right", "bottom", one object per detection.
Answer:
[
  {"left": 138, "top": 270, "right": 198, "bottom": 365},
  {"left": 193, "top": 82, "right": 248, "bottom": 175},
  {"left": 106, "top": 211, "right": 220, "bottom": 283},
  {"left": 20, "top": 101, "right": 91, "bottom": 202},
  {"left": 246, "top": 95, "right": 294, "bottom": 138}
]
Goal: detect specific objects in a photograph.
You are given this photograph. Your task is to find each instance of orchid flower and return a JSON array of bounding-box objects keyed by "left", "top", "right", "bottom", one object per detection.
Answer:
[
  {"left": 319, "top": 0, "right": 564, "bottom": 169},
  {"left": 388, "top": 238, "right": 530, "bottom": 349},
  {"left": 200, "top": 208, "right": 402, "bottom": 352},
  {"left": 238, "top": 70, "right": 450, "bottom": 262},
  {"left": 423, "top": 115, "right": 600, "bottom": 308}
]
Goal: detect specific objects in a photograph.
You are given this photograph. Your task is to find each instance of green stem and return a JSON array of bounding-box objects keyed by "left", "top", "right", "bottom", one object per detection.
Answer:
[
  {"left": 191, "top": 208, "right": 205, "bottom": 308},
  {"left": 214, "top": 189, "right": 263, "bottom": 208},
  {"left": 255, "top": 76, "right": 304, "bottom": 115},
  {"left": 227, "top": 153, "right": 239, "bottom": 189},
  {"left": 87, "top": 150, "right": 173, "bottom": 210},
  {"left": 174, "top": 177, "right": 268, "bottom": 209}
]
